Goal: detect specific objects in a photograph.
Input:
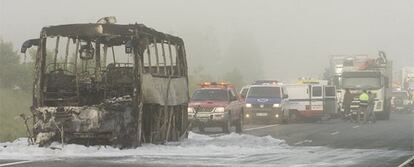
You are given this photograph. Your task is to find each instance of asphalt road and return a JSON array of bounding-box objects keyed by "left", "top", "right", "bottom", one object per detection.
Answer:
[
  {"left": 246, "top": 113, "right": 414, "bottom": 151},
  {"left": 244, "top": 113, "right": 414, "bottom": 167},
  {"left": 1, "top": 112, "right": 413, "bottom": 167}
]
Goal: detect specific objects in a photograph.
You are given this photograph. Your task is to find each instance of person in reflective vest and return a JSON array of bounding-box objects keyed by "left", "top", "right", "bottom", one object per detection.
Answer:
[{"left": 358, "top": 90, "right": 369, "bottom": 123}]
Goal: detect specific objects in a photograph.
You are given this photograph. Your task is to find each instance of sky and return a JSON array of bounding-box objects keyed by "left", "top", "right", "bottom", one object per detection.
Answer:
[{"left": 0, "top": 0, "right": 413, "bottom": 81}]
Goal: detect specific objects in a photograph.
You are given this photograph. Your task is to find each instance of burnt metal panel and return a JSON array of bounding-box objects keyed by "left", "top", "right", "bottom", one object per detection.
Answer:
[{"left": 141, "top": 74, "right": 189, "bottom": 105}]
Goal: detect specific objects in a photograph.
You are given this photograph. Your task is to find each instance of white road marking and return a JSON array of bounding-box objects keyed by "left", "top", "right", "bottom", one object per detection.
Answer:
[
  {"left": 244, "top": 124, "right": 279, "bottom": 131},
  {"left": 294, "top": 140, "right": 312, "bottom": 145},
  {"left": 353, "top": 125, "right": 360, "bottom": 128},
  {"left": 0, "top": 160, "right": 34, "bottom": 167},
  {"left": 398, "top": 155, "right": 414, "bottom": 167},
  {"left": 208, "top": 133, "right": 225, "bottom": 137},
  {"left": 330, "top": 131, "right": 339, "bottom": 135}
]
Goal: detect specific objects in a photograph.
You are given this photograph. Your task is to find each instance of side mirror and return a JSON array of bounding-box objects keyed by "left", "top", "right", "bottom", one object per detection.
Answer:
[
  {"left": 21, "top": 39, "right": 40, "bottom": 53},
  {"left": 283, "top": 94, "right": 289, "bottom": 99}
]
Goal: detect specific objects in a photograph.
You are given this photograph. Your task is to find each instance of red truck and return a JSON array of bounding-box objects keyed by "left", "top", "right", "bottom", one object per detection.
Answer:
[{"left": 188, "top": 82, "right": 244, "bottom": 133}]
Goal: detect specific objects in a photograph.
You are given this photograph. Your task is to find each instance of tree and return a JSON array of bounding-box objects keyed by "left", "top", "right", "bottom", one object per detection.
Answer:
[
  {"left": 0, "top": 39, "right": 20, "bottom": 88},
  {"left": 188, "top": 66, "right": 215, "bottom": 93},
  {"left": 0, "top": 39, "right": 34, "bottom": 91},
  {"left": 222, "top": 31, "right": 264, "bottom": 82},
  {"left": 221, "top": 68, "right": 245, "bottom": 91}
]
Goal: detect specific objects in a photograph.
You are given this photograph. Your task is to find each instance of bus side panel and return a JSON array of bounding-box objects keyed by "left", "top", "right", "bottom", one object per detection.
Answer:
[{"left": 141, "top": 74, "right": 189, "bottom": 105}]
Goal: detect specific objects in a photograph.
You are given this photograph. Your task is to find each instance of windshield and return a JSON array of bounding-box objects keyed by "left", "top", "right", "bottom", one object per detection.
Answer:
[
  {"left": 247, "top": 87, "right": 281, "bottom": 98},
  {"left": 342, "top": 77, "right": 381, "bottom": 89},
  {"left": 191, "top": 89, "right": 228, "bottom": 101}
]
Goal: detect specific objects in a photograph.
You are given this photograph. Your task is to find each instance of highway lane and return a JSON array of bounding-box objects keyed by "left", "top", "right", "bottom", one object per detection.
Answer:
[
  {"left": 245, "top": 112, "right": 414, "bottom": 151},
  {"left": 243, "top": 113, "right": 414, "bottom": 167},
  {"left": 0, "top": 112, "right": 413, "bottom": 167}
]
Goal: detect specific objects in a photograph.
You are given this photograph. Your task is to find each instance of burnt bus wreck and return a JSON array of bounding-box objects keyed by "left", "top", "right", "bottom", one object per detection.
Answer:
[{"left": 21, "top": 22, "right": 189, "bottom": 147}]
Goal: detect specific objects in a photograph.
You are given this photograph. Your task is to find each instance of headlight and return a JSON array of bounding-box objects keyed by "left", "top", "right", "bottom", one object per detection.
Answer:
[
  {"left": 273, "top": 104, "right": 280, "bottom": 108},
  {"left": 187, "top": 107, "right": 195, "bottom": 113},
  {"left": 214, "top": 107, "right": 225, "bottom": 112},
  {"left": 245, "top": 114, "right": 250, "bottom": 118},
  {"left": 245, "top": 103, "right": 252, "bottom": 108},
  {"left": 275, "top": 114, "right": 279, "bottom": 118}
]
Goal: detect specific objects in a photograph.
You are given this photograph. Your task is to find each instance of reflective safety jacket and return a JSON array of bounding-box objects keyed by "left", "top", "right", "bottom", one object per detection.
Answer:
[{"left": 359, "top": 92, "right": 369, "bottom": 106}]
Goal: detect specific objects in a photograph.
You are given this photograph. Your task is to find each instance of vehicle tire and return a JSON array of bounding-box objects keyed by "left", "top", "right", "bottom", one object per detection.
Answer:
[
  {"left": 281, "top": 110, "right": 289, "bottom": 124},
  {"left": 235, "top": 112, "right": 243, "bottom": 134},
  {"left": 222, "top": 118, "right": 231, "bottom": 134},
  {"left": 384, "top": 99, "right": 391, "bottom": 120},
  {"left": 289, "top": 110, "right": 298, "bottom": 123}
]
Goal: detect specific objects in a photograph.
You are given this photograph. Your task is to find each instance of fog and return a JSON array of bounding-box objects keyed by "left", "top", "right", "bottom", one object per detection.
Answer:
[{"left": 1, "top": 0, "right": 413, "bottom": 81}]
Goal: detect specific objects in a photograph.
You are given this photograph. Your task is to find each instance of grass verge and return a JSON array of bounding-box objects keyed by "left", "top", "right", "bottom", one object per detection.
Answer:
[{"left": 0, "top": 88, "right": 31, "bottom": 142}]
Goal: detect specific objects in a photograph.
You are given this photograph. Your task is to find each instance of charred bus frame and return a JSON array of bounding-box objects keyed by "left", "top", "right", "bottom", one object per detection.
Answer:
[{"left": 21, "top": 23, "right": 189, "bottom": 147}]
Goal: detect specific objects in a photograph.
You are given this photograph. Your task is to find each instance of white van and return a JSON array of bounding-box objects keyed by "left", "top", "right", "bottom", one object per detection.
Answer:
[{"left": 284, "top": 84, "right": 336, "bottom": 121}]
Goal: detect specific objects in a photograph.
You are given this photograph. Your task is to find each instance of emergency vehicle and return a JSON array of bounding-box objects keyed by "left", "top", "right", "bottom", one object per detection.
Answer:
[
  {"left": 339, "top": 52, "right": 393, "bottom": 120},
  {"left": 391, "top": 90, "right": 412, "bottom": 112},
  {"left": 188, "top": 82, "right": 244, "bottom": 133},
  {"left": 252, "top": 80, "right": 279, "bottom": 85},
  {"left": 401, "top": 67, "right": 414, "bottom": 94},
  {"left": 285, "top": 79, "right": 336, "bottom": 122},
  {"left": 244, "top": 84, "right": 289, "bottom": 124}
]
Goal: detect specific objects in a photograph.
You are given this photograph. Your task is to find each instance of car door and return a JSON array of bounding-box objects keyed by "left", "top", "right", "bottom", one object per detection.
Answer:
[
  {"left": 281, "top": 87, "right": 290, "bottom": 117},
  {"left": 311, "top": 85, "right": 323, "bottom": 112},
  {"left": 227, "top": 89, "right": 242, "bottom": 120},
  {"left": 323, "top": 85, "right": 337, "bottom": 114}
]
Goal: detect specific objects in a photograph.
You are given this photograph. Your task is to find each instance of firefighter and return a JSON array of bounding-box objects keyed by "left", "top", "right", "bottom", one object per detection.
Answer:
[
  {"left": 343, "top": 88, "right": 353, "bottom": 119},
  {"left": 358, "top": 90, "right": 369, "bottom": 123},
  {"left": 366, "top": 91, "right": 376, "bottom": 123}
]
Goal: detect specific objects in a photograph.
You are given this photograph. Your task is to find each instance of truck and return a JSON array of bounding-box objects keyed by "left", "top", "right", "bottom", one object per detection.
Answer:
[
  {"left": 20, "top": 19, "right": 190, "bottom": 147},
  {"left": 335, "top": 51, "right": 393, "bottom": 120},
  {"left": 285, "top": 81, "right": 336, "bottom": 122},
  {"left": 391, "top": 90, "right": 412, "bottom": 112},
  {"left": 188, "top": 82, "right": 244, "bottom": 133},
  {"left": 401, "top": 67, "right": 414, "bottom": 96}
]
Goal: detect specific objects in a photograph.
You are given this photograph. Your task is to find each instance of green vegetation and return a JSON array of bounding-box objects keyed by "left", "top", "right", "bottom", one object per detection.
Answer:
[
  {"left": 189, "top": 66, "right": 246, "bottom": 95},
  {"left": 0, "top": 88, "right": 31, "bottom": 142},
  {"left": 0, "top": 39, "right": 33, "bottom": 142},
  {"left": 0, "top": 39, "right": 34, "bottom": 91}
]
